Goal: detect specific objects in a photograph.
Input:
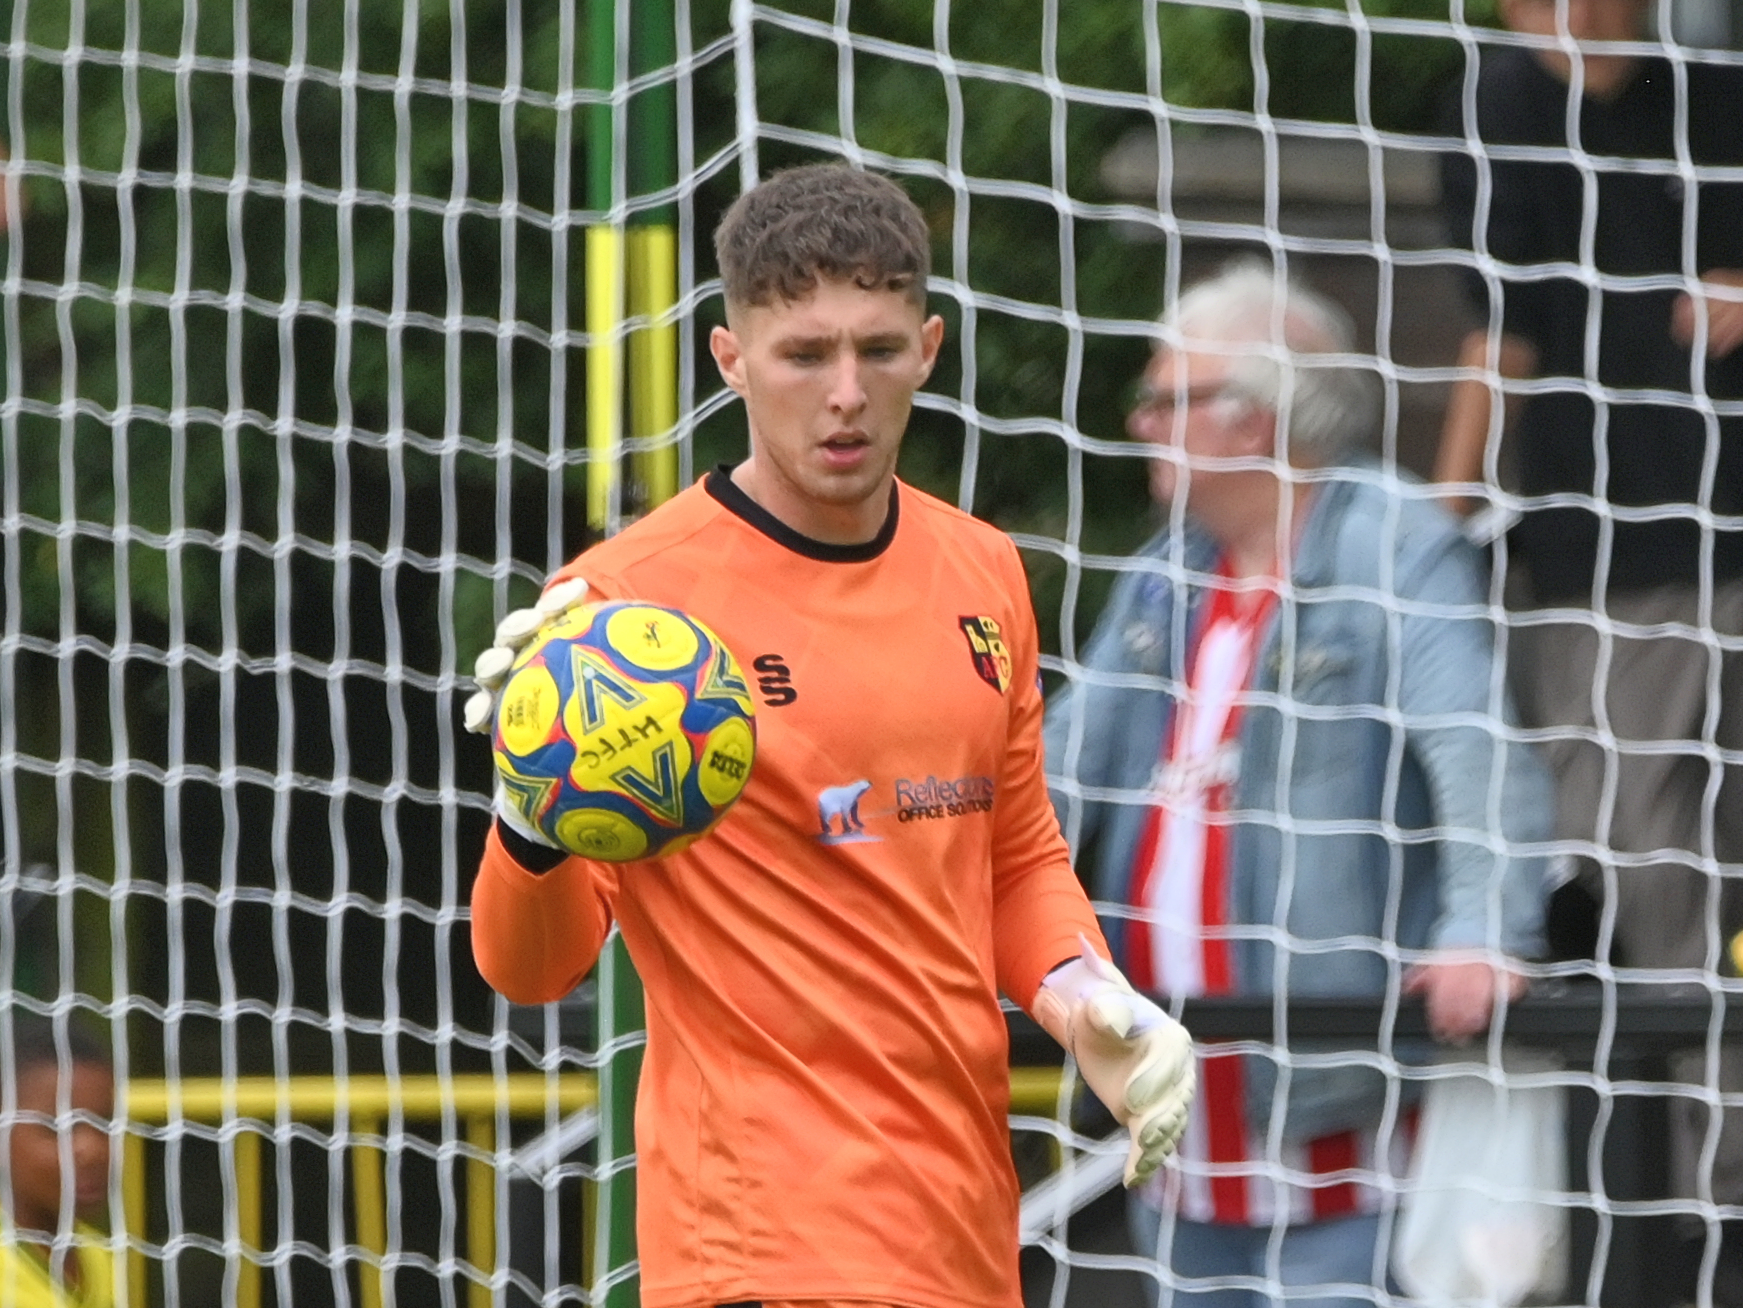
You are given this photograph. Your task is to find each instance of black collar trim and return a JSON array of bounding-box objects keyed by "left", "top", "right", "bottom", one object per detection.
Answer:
[{"left": 704, "top": 465, "right": 899, "bottom": 563}]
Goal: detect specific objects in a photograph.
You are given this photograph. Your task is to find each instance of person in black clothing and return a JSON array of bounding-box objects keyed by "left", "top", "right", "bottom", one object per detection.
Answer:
[{"left": 1435, "top": 0, "right": 1743, "bottom": 1296}]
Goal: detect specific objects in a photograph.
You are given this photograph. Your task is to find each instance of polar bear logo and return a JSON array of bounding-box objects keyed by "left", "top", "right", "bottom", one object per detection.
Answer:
[{"left": 816, "top": 780, "right": 874, "bottom": 841}]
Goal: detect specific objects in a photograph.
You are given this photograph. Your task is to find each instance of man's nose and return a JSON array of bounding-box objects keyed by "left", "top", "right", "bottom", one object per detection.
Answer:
[
  {"left": 1128, "top": 401, "right": 1176, "bottom": 445},
  {"left": 828, "top": 357, "right": 867, "bottom": 415},
  {"left": 1127, "top": 398, "right": 1160, "bottom": 443}
]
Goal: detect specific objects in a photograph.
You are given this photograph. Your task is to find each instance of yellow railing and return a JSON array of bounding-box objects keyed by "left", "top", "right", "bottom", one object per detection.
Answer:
[
  {"left": 120, "top": 1074, "right": 596, "bottom": 1308},
  {"left": 118, "top": 1067, "right": 1066, "bottom": 1307}
]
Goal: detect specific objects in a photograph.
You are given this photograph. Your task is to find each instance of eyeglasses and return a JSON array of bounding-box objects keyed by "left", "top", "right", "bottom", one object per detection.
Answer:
[{"left": 1126, "top": 383, "right": 1236, "bottom": 420}]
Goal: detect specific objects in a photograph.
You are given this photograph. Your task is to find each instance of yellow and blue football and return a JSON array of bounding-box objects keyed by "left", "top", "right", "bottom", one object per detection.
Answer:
[{"left": 492, "top": 600, "right": 756, "bottom": 861}]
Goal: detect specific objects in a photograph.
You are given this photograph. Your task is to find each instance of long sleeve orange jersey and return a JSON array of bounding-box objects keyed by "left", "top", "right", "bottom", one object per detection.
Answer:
[{"left": 471, "top": 470, "right": 1105, "bottom": 1308}]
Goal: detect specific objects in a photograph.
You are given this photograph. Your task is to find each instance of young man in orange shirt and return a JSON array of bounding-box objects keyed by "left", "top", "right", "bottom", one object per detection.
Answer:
[{"left": 465, "top": 163, "right": 1195, "bottom": 1308}]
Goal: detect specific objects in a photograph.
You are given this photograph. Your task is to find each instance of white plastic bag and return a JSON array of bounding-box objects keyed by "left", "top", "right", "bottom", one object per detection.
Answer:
[{"left": 1392, "top": 1050, "right": 1570, "bottom": 1307}]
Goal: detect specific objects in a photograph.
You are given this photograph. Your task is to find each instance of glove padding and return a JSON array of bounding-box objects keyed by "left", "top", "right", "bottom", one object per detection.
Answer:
[
  {"left": 462, "top": 577, "right": 592, "bottom": 735},
  {"left": 465, "top": 577, "right": 593, "bottom": 852},
  {"left": 1032, "top": 936, "right": 1195, "bottom": 1186}
]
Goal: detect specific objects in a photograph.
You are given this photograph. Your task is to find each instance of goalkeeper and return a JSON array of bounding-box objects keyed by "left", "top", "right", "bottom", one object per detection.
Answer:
[{"left": 466, "top": 163, "right": 1194, "bottom": 1308}]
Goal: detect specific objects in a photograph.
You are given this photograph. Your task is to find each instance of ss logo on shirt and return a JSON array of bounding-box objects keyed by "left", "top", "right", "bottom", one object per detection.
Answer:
[{"left": 753, "top": 654, "right": 797, "bottom": 706}]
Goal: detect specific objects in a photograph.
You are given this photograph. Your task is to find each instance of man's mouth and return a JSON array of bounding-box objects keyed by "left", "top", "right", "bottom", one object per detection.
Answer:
[{"left": 819, "top": 433, "right": 871, "bottom": 466}]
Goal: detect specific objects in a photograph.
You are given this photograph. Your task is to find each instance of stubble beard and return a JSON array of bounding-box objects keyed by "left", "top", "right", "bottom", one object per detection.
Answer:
[{"left": 800, "top": 440, "right": 900, "bottom": 509}]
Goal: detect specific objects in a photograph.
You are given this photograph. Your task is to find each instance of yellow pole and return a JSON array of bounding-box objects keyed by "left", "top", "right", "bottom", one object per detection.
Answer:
[
  {"left": 122, "top": 1073, "right": 595, "bottom": 1121},
  {"left": 1007, "top": 1066, "right": 1066, "bottom": 1113},
  {"left": 234, "top": 1129, "right": 262, "bottom": 1308},
  {"left": 466, "top": 1115, "right": 496, "bottom": 1308},
  {"left": 122, "top": 1131, "right": 146, "bottom": 1308},
  {"left": 627, "top": 223, "right": 678, "bottom": 509},
  {"left": 113, "top": 1074, "right": 597, "bottom": 1307},
  {"left": 352, "top": 1119, "right": 386, "bottom": 1308},
  {"left": 586, "top": 224, "right": 625, "bottom": 531}
]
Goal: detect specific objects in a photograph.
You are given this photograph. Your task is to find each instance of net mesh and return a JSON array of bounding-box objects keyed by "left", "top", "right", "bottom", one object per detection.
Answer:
[{"left": 2, "top": 0, "right": 1740, "bottom": 1305}]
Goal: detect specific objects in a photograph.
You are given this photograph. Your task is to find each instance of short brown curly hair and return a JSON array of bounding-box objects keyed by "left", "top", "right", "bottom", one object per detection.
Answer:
[{"left": 714, "top": 163, "right": 931, "bottom": 312}]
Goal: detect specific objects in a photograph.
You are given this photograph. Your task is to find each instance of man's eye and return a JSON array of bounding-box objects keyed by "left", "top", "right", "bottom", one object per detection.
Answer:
[{"left": 863, "top": 346, "right": 899, "bottom": 361}]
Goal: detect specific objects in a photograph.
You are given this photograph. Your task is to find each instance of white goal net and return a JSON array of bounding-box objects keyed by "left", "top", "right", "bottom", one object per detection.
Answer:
[{"left": 4, "top": 1, "right": 1742, "bottom": 1306}]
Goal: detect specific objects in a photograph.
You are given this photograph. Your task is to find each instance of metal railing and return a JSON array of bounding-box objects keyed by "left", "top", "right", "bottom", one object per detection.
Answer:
[
  {"left": 117, "top": 1067, "right": 1071, "bottom": 1307},
  {"left": 1010, "top": 981, "right": 1743, "bottom": 1308},
  {"left": 114, "top": 985, "right": 1743, "bottom": 1306},
  {"left": 119, "top": 1074, "right": 596, "bottom": 1308}
]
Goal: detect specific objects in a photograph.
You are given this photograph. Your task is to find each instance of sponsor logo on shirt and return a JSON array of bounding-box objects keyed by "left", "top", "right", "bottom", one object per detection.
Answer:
[
  {"left": 753, "top": 652, "right": 797, "bottom": 706},
  {"left": 894, "top": 773, "right": 996, "bottom": 822},
  {"left": 810, "top": 774, "right": 997, "bottom": 841},
  {"left": 815, "top": 779, "right": 880, "bottom": 845},
  {"left": 958, "top": 616, "right": 1012, "bottom": 694}
]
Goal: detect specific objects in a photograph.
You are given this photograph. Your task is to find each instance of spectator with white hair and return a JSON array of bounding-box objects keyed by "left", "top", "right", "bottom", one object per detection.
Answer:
[{"left": 1044, "top": 260, "right": 1552, "bottom": 1307}]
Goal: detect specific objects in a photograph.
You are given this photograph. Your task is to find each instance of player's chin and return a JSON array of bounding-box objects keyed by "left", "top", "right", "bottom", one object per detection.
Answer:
[{"left": 807, "top": 456, "right": 896, "bottom": 503}]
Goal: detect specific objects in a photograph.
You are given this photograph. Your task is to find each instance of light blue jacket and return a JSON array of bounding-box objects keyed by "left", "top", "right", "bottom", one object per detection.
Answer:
[{"left": 1043, "top": 459, "right": 1552, "bottom": 1141}]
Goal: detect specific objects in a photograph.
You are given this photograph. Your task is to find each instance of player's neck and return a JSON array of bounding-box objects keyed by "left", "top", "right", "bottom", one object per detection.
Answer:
[{"left": 730, "top": 457, "right": 895, "bottom": 546}]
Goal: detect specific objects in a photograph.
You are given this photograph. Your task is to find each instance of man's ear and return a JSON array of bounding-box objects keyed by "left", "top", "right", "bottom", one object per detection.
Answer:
[
  {"left": 915, "top": 313, "right": 945, "bottom": 384},
  {"left": 1226, "top": 401, "right": 1277, "bottom": 458},
  {"left": 711, "top": 324, "right": 748, "bottom": 396}
]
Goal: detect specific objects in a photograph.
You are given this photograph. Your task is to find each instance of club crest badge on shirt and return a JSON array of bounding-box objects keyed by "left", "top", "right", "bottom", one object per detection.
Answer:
[{"left": 958, "top": 616, "right": 1012, "bottom": 694}]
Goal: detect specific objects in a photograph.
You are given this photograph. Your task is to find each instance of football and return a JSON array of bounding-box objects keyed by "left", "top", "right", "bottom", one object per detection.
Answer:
[{"left": 492, "top": 600, "right": 757, "bottom": 860}]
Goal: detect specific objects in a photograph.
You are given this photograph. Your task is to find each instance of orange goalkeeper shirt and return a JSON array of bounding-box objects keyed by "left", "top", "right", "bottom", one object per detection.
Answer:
[{"left": 471, "top": 470, "right": 1105, "bottom": 1308}]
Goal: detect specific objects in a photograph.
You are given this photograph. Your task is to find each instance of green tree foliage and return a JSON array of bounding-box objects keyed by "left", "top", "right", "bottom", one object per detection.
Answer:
[
  {"left": 6, "top": 0, "right": 1481, "bottom": 659},
  {"left": 688, "top": 0, "right": 1485, "bottom": 651},
  {"left": 4, "top": 0, "right": 1483, "bottom": 997},
  {"left": 7, "top": 0, "right": 571, "bottom": 661},
  {"left": 5, "top": 0, "right": 578, "bottom": 1000},
  {"left": 0, "top": 8, "right": 1494, "bottom": 1278}
]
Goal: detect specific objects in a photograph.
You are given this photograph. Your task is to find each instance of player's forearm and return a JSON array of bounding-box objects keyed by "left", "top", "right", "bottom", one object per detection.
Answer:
[
  {"left": 993, "top": 861, "right": 1108, "bottom": 1009},
  {"left": 992, "top": 726, "right": 1108, "bottom": 1004},
  {"left": 990, "top": 776, "right": 1107, "bottom": 1007},
  {"left": 991, "top": 565, "right": 1107, "bottom": 1005},
  {"left": 471, "top": 824, "right": 612, "bottom": 1005}
]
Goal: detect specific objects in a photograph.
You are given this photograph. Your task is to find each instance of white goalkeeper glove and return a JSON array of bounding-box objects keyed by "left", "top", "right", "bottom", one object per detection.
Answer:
[
  {"left": 1032, "top": 936, "right": 1195, "bottom": 1187},
  {"left": 462, "top": 577, "right": 592, "bottom": 736},
  {"left": 464, "top": 577, "right": 592, "bottom": 853}
]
